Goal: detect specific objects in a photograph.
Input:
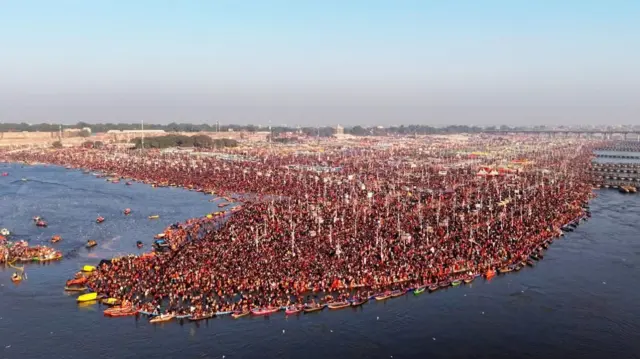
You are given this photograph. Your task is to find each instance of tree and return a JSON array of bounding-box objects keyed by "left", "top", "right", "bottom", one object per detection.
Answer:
[{"left": 52, "top": 141, "right": 63, "bottom": 148}]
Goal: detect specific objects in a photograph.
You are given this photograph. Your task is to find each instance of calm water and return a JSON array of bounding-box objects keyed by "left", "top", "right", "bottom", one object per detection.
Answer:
[{"left": 1, "top": 163, "right": 640, "bottom": 359}]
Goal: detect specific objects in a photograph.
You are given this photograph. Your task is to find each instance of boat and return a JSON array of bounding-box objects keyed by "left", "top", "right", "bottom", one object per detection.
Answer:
[
  {"left": 499, "top": 267, "right": 512, "bottom": 274},
  {"left": 231, "top": 311, "right": 251, "bottom": 319},
  {"left": 413, "top": 286, "right": 426, "bottom": 295},
  {"left": 463, "top": 276, "right": 475, "bottom": 284},
  {"left": 96, "top": 216, "right": 105, "bottom": 223},
  {"left": 149, "top": 314, "right": 175, "bottom": 323},
  {"left": 215, "top": 311, "right": 233, "bottom": 316},
  {"left": 11, "top": 273, "right": 22, "bottom": 283},
  {"left": 136, "top": 241, "right": 144, "bottom": 248},
  {"left": 374, "top": 292, "right": 391, "bottom": 301},
  {"left": 251, "top": 307, "right": 280, "bottom": 316},
  {"left": 125, "top": 181, "right": 132, "bottom": 186},
  {"left": 350, "top": 298, "right": 368, "bottom": 307},
  {"left": 36, "top": 220, "right": 47, "bottom": 227},
  {"left": 439, "top": 280, "right": 451, "bottom": 288},
  {"left": 530, "top": 253, "right": 540, "bottom": 261},
  {"left": 123, "top": 208, "right": 131, "bottom": 215},
  {"left": 82, "top": 265, "right": 96, "bottom": 272},
  {"left": 390, "top": 289, "right": 405, "bottom": 298},
  {"left": 0, "top": 228, "right": 10, "bottom": 236},
  {"left": 51, "top": 235, "right": 62, "bottom": 243},
  {"left": 86, "top": 240, "right": 97, "bottom": 248},
  {"left": 148, "top": 215, "right": 160, "bottom": 220},
  {"left": 189, "top": 313, "right": 214, "bottom": 321},
  {"left": 451, "top": 280, "right": 462, "bottom": 286},
  {"left": 428, "top": 284, "right": 439, "bottom": 292},
  {"left": 101, "top": 298, "right": 121, "bottom": 306},
  {"left": 154, "top": 233, "right": 166, "bottom": 239},
  {"left": 64, "top": 286, "right": 87, "bottom": 292},
  {"left": 176, "top": 314, "right": 192, "bottom": 320},
  {"left": 303, "top": 304, "right": 325, "bottom": 313},
  {"left": 513, "top": 264, "right": 523, "bottom": 271},
  {"left": 66, "top": 277, "right": 87, "bottom": 286},
  {"left": 77, "top": 292, "right": 98, "bottom": 302},
  {"left": 104, "top": 308, "right": 138, "bottom": 317},
  {"left": 327, "top": 301, "right": 350, "bottom": 310},
  {"left": 284, "top": 305, "right": 303, "bottom": 315}
]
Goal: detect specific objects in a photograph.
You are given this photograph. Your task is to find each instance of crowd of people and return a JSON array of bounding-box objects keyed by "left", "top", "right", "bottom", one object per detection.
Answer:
[{"left": 1, "top": 136, "right": 597, "bottom": 316}]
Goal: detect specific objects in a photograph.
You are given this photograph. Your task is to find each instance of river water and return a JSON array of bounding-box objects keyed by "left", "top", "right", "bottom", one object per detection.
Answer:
[{"left": 1, "top": 163, "right": 639, "bottom": 359}]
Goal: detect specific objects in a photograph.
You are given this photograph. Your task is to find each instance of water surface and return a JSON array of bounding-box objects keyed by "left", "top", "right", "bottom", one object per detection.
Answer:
[{"left": 1, "top": 163, "right": 639, "bottom": 359}]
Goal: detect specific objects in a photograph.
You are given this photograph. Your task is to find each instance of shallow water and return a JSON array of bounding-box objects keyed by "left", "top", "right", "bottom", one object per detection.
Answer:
[{"left": 1, "top": 163, "right": 640, "bottom": 359}]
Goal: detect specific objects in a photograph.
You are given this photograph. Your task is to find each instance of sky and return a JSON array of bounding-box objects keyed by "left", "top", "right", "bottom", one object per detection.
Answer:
[{"left": 0, "top": 0, "right": 638, "bottom": 126}]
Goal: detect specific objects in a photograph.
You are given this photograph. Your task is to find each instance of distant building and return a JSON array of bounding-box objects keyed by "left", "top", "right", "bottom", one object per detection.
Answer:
[{"left": 335, "top": 125, "right": 344, "bottom": 135}]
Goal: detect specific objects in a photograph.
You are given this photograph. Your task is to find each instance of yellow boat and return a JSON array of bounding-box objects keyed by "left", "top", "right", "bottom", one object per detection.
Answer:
[
  {"left": 101, "top": 297, "right": 122, "bottom": 306},
  {"left": 77, "top": 292, "right": 98, "bottom": 302},
  {"left": 148, "top": 215, "right": 160, "bottom": 220},
  {"left": 82, "top": 265, "right": 96, "bottom": 272}
]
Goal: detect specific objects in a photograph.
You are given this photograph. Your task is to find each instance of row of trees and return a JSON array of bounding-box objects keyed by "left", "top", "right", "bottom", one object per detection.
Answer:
[
  {"left": 130, "top": 134, "right": 238, "bottom": 149},
  {"left": 0, "top": 122, "right": 551, "bottom": 135}
]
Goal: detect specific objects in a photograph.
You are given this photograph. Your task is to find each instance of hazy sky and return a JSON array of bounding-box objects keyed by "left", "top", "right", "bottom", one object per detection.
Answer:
[{"left": 1, "top": 0, "right": 638, "bottom": 126}]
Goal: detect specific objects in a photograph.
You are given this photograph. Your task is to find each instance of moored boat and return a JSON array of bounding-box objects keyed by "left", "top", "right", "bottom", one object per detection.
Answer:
[
  {"left": 284, "top": 305, "right": 303, "bottom": 315},
  {"left": 451, "top": 280, "right": 461, "bottom": 286},
  {"left": 101, "top": 297, "right": 122, "bottom": 306},
  {"left": 190, "top": 313, "right": 214, "bottom": 321},
  {"left": 499, "top": 267, "right": 512, "bottom": 274},
  {"left": 231, "top": 311, "right": 250, "bottom": 319},
  {"left": 413, "top": 286, "right": 426, "bottom": 295},
  {"left": 390, "top": 289, "right": 405, "bottom": 297},
  {"left": 428, "top": 284, "right": 439, "bottom": 292},
  {"left": 463, "top": 276, "right": 474, "bottom": 284},
  {"left": 350, "top": 298, "right": 368, "bottom": 307},
  {"left": 303, "top": 304, "right": 325, "bottom": 313},
  {"left": 149, "top": 314, "right": 175, "bottom": 323},
  {"left": 251, "top": 307, "right": 280, "bottom": 316},
  {"left": 374, "top": 292, "right": 391, "bottom": 301},
  {"left": 64, "top": 286, "right": 87, "bottom": 292},
  {"left": 327, "top": 301, "right": 350, "bottom": 310},
  {"left": 77, "top": 292, "right": 98, "bottom": 302},
  {"left": 439, "top": 280, "right": 451, "bottom": 287}
]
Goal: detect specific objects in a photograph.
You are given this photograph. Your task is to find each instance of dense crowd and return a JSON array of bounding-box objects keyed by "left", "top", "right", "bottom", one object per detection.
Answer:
[{"left": 1, "top": 136, "right": 596, "bottom": 315}]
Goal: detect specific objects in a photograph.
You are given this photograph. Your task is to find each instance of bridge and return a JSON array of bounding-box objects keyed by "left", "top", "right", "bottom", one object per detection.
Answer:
[{"left": 481, "top": 130, "right": 640, "bottom": 140}]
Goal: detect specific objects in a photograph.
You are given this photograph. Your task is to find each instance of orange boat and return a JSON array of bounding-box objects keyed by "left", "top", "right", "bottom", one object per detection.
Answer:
[
  {"left": 51, "top": 235, "right": 62, "bottom": 243},
  {"left": 66, "top": 277, "right": 87, "bottom": 286}
]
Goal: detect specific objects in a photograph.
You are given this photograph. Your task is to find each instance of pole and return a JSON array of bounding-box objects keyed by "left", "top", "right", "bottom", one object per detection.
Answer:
[{"left": 141, "top": 119, "right": 144, "bottom": 150}]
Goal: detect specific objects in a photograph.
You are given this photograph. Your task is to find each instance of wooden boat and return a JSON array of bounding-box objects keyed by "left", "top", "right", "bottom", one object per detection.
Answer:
[
  {"left": 251, "top": 307, "right": 280, "bottom": 316},
  {"left": 327, "top": 301, "right": 350, "bottom": 310},
  {"left": 231, "top": 311, "right": 250, "bottom": 319},
  {"left": 64, "top": 286, "right": 87, "bottom": 292},
  {"left": 463, "top": 276, "right": 475, "bottom": 284},
  {"left": 148, "top": 215, "right": 160, "bottom": 220},
  {"left": 125, "top": 182, "right": 132, "bottom": 186},
  {"left": 428, "top": 284, "right": 439, "bottom": 292},
  {"left": 189, "top": 313, "right": 214, "bottom": 321},
  {"left": 439, "top": 281, "right": 451, "bottom": 288},
  {"left": 86, "top": 240, "right": 97, "bottom": 248},
  {"left": 451, "top": 280, "right": 462, "bottom": 286},
  {"left": 413, "top": 286, "right": 426, "bottom": 295},
  {"left": 530, "top": 253, "right": 540, "bottom": 261},
  {"left": 149, "top": 314, "right": 175, "bottom": 323},
  {"left": 66, "top": 277, "right": 87, "bottom": 286},
  {"left": 303, "top": 304, "right": 325, "bottom": 313},
  {"left": 104, "top": 309, "right": 137, "bottom": 317},
  {"left": 176, "top": 314, "right": 192, "bottom": 320},
  {"left": 499, "top": 267, "right": 512, "bottom": 274},
  {"left": 390, "top": 290, "right": 405, "bottom": 298},
  {"left": 350, "top": 298, "right": 368, "bottom": 307},
  {"left": 514, "top": 264, "right": 523, "bottom": 271},
  {"left": 374, "top": 292, "right": 391, "bottom": 301},
  {"left": 101, "top": 298, "right": 121, "bottom": 306},
  {"left": 284, "top": 305, "right": 303, "bottom": 315},
  {"left": 215, "top": 311, "right": 233, "bottom": 316},
  {"left": 36, "top": 220, "right": 47, "bottom": 227},
  {"left": 77, "top": 292, "right": 98, "bottom": 302}
]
